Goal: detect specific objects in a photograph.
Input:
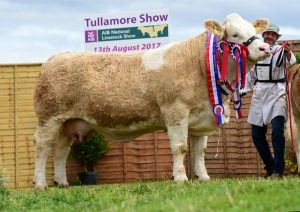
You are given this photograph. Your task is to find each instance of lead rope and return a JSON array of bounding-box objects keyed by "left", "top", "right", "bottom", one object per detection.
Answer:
[
  {"left": 273, "top": 41, "right": 295, "bottom": 152},
  {"left": 214, "top": 128, "right": 221, "bottom": 158},
  {"left": 285, "top": 55, "right": 295, "bottom": 152}
]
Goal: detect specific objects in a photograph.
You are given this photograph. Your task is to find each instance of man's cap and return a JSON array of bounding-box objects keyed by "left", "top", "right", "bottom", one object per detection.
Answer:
[{"left": 262, "top": 24, "right": 281, "bottom": 36}]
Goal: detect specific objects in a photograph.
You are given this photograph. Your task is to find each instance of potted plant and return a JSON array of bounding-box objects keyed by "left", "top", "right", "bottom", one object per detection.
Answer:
[{"left": 70, "top": 131, "right": 108, "bottom": 185}]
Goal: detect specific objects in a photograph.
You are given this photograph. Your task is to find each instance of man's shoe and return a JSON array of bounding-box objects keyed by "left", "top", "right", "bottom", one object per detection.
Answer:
[
  {"left": 258, "top": 172, "right": 272, "bottom": 180},
  {"left": 269, "top": 173, "right": 283, "bottom": 180},
  {"left": 263, "top": 171, "right": 272, "bottom": 179}
]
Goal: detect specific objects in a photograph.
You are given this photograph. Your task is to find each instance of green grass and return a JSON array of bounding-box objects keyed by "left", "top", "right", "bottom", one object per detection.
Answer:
[
  {"left": 1, "top": 177, "right": 300, "bottom": 211},
  {"left": 0, "top": 171, "right": 8, "bottom": 195}
]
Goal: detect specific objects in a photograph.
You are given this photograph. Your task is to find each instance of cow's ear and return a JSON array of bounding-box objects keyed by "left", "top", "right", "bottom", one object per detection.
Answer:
[
  {"left": 204, "top": 19, "right": 224, "bottom": 37},
  {"left": 252, "top": 18, "right": 269, "bottom": 34}
]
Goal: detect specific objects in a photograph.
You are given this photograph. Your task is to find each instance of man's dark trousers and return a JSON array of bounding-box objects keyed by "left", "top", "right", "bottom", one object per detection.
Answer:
[{"left": 251, "top": 115, "right": 285, "bottom": 175}]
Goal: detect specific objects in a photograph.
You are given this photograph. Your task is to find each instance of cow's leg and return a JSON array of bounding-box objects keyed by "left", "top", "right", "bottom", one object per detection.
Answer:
[
  {"left": 292, "top": 102, "right": 300, "bottom": 174},
  {"left": 53, "top": 131, "right": 72, "bottom": 187},
  {"left": 33, "top": 121, "right": 60, "bottom": 189},
  {"left": 190, "top": 135, "right": 210, "bottom": 181},
  {"left": 295, "top": 135, "right": 300, "bottom": 174},
  {"left": 163, "top": 104, "right": 189, "bottom": 182},
  {"left": 167, "top": 119, "right": 189, "bottom": 182},
  {"left": 293, "top": 116, "right": 300, "bottom": 174}
]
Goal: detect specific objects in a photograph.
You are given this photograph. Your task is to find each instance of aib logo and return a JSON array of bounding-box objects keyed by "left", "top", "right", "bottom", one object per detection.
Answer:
[{"left": 85, "top": 30, "right": 97, "bottom": 42}]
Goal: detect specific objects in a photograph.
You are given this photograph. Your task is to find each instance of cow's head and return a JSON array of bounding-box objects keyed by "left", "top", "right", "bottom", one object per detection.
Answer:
[{"left": 204, "top": 13, "right": 270, "bottom": 63}]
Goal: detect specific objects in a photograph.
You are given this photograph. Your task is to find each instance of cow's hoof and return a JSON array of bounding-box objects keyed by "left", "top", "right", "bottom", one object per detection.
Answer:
[
  {"left": 173, "top": 175, "right": 188, "bottom": 183},
  {"left": 35, "top": 184, "right": 48, "bottom": 190},
  {"left": 57, "top": 182, "right": 69, "bottom": 188},
  {"left": 197, "top": 174, "right": 210, "bottom": 182},
  {"left": 54, "top": 178, "right": 69, "bottom": 188}
]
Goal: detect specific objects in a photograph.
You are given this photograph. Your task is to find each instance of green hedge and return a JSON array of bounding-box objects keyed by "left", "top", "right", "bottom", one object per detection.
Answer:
[{"left": 295, "top": 52, "right": 300, "bottom": 64}]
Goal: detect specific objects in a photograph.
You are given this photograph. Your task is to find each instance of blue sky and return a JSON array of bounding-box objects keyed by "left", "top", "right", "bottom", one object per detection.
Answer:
[{"left": 1, "top": 0, "right": 299, "bottom": 64}]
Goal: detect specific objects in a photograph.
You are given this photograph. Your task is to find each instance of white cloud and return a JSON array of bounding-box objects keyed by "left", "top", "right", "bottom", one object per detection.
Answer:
[
  {"left": 0, "top": 25, "right": 83, "bottom": 64},
  {"left": 10, "top": 26, "right": 81, "bottom": 41},
  {"left": 280, "top": 27, "right": 300, "bottom": 40},
  {"left": 170, "top": 26, "right": 205, "bottom": 42}
]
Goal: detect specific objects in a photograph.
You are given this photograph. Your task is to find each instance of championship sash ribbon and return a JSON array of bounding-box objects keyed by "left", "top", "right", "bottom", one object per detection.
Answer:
[{"left": 205, "top": 32, "right": 224, "bottom": 126}]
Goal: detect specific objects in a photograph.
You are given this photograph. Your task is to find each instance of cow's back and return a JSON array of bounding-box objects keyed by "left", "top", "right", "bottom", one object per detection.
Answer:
[
  {"left": 34, "top": 51, "right": 166, "bottom": 127},
  {"left": 34, "top": 34, "right": 209, "bottom": 131}
]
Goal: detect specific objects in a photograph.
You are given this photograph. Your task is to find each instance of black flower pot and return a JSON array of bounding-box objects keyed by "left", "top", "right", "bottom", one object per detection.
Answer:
[{"left": 78, "top": 172, "right": 99, "bottom": 185}]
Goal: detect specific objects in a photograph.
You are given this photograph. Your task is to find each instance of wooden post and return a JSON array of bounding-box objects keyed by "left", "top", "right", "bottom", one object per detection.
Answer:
[
  {"left": 189, "top": 136, "right": 195, "bottom": 180},
  {"left": 13, "top": 65, "right": 19, "bottom": 188},
  {"left": 186, "top": 136, "right": 195, "bottom": 179},
  {"left": 222, "top": 126, "right": 228, "bottom": 177},
  {"left": 123, "top": 143, "right": 127, "bottom": 183},
  {"left": 154, "top": 132, "right": 158, "bottom": 179}
]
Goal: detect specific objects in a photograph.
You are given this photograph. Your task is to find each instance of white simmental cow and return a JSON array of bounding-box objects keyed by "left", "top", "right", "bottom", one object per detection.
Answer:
[
  {"left": 33, "top": 13, "right": 270, "bottom": 189},
  {"left": 288, "top": 64, "right": 300, "bottom": 173}
]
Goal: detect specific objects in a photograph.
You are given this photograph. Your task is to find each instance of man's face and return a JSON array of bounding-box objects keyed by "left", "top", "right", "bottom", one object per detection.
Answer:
[{"left": 262, "top": 31, "right": 280, "bottom": 45}]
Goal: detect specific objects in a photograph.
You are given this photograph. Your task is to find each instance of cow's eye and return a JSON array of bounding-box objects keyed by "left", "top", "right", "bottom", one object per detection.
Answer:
[{"left": 233, "top": 34, "right": 239, "bottom": 38}]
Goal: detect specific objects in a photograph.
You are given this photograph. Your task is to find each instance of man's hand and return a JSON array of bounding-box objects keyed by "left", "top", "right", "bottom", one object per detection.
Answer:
[
  {"left": 240, "top": 92, "right": 247, "bottom": 97},
  {"left": 284, "top": 41, "right": 293, "bottom": 61},
  {"left": 284, "top": 41, "right": 293, "bottom": 54},
  {"left": 239, "top": 88, "right": 249, "bottom": 97}
]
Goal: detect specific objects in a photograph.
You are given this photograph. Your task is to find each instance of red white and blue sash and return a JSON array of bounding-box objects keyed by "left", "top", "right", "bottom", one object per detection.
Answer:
[
  {"left": 205, "top": 32, "right": 224, "bottom": 126},
  {"left": 205, "top": 32, "right": 249, "bottom": 125}
]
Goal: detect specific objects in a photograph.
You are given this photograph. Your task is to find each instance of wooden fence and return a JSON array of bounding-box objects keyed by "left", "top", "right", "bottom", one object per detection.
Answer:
[
  {"left": 0, "top": 63, "right": 269, "bottom": 188},
  {"left": 0, "top": 64, "right": 48, "bottom": 188}
]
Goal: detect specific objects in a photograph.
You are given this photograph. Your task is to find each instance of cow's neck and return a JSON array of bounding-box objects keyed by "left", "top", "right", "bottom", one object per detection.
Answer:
[{"left": 184, "top": 34, "right": 206, "bottom": 73}]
